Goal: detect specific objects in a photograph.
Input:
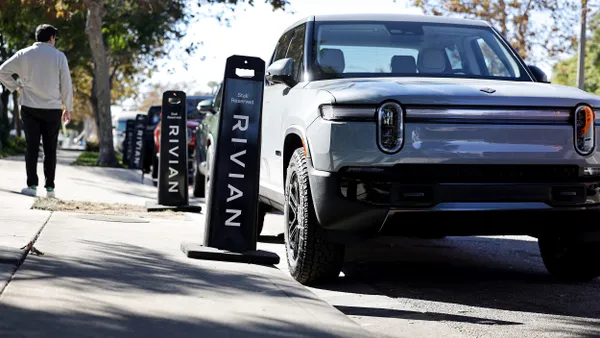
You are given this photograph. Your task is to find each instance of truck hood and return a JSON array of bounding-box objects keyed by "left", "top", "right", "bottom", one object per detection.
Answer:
[{"left": 306, "top": 77, "right": 600, "bottom": 108}]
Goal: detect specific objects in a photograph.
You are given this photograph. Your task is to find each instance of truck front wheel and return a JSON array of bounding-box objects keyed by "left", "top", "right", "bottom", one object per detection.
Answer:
[
  {"left": 539, "top": 234, "right": 600, "bottom": 282},
  {"left": 284, "top": 148, "right": 345, "bottom": 285}
]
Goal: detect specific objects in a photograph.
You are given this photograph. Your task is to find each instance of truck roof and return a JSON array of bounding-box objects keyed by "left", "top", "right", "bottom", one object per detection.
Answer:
[{"left": 283, "top": 13, "right": 489, "bottom": 35}]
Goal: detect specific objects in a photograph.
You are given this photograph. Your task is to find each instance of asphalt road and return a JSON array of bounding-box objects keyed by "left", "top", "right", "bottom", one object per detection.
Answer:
[{"left": 259, "top": 213, "right": 600, "bottom": 338}]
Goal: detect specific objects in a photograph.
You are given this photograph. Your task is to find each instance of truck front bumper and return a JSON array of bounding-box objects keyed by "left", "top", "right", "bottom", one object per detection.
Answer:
[{"left": 307, "top": 161, "right": 600, "bottom": 238}]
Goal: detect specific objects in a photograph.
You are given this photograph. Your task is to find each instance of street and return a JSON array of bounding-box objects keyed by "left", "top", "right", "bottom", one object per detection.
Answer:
[{"left": 260, "top": 214, "right": 600, "bottom": 338}]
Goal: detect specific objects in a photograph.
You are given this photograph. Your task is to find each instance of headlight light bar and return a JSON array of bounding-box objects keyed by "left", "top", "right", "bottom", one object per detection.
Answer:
[{"left": 574, "top": 105, "right": 595, "bottom": 156}]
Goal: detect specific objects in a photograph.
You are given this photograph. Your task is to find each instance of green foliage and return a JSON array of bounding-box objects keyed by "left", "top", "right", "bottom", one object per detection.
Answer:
[
  {"left": 552, "top": 13, "right": 600, "bottom": 94},
  {"left": 0, "top": 137, "right": 27, "bottom": 158},
  {"left": 72, "top": 150, "right": 123, "bottom": 167}
]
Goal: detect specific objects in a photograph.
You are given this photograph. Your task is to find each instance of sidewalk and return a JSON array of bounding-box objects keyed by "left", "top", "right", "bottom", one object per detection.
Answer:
[{"left": 0, "top": 151, "right": 372, "bottom": 337}]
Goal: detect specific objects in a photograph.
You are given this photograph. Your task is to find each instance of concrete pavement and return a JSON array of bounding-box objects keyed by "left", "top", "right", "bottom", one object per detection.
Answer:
[
  {"left": 0, "top": 151, "right": 373, "bottom": 338},
  {"left": 0, "top": 151, "right": 157, "bottom": 205}
]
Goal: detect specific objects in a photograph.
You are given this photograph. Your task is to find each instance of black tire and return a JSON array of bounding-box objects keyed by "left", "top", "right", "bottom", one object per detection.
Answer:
[
  {"left": 192, "top": 165, "right": 205, "bottom": 198},
  {"left": 204, "top": 144, "right": 214, "bottom": 199},
  {"left": 284, "top": 148, "right": 345, "bottom": 285},
  {"left": 151, "top": 154, "right": 159, "bottom": 187},
  {"left": 539, "top": 235, "right": 600, "bottom": 282}
]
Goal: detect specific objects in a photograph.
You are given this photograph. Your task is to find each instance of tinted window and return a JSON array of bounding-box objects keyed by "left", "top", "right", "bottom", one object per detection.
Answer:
[
  {"left": 147, "top": 106, "right": 161, "bottom": 126},
  {"left": 445, "top": 44, "right": 463, "bottom": 71},
  {"left": 213, "top": 85, "right": 223, "bottom": 114},
  {"left": 476, "top": 38, "right": 512, "bottom": 77},
  {"left": 273, "top": 29, "right": 295, "bottom": 63},
  {"left": 117, "top": 120, "right": 127, "bottom": 131},
  {"left": 286, "top": 24, "right": 306, "bottom": 82},
  {"left": 313, "top": 21, "right": 528, "bottom": 81}
]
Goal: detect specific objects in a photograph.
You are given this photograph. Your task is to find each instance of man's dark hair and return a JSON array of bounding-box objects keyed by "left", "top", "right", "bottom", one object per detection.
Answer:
[{"left": 35, "top": 24, "right": 58, "bottom": 43}]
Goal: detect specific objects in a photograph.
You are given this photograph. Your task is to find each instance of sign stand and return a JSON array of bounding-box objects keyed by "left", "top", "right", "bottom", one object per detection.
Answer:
[
  {"left": 133, "top": 114, "right": 148, "bottom": 185},
  {"left": 181, "top": 55, "right": 279, "bottom": 265},
  {"left": 146, "top": 90, "right": 202, "bottom": 213},
  {"left": 123, "top": 119, "right": 135, "bottom": 167},
  {"left": 132, "top": 114, "right": 147, "bottom": 170}
]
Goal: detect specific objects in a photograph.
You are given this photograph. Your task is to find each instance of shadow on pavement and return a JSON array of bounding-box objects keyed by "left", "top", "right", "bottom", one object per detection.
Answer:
[
  {"left": 259, "top": 233, "right": 285, "bottom": 244},
  {"left": 314, "top": 236, "right": 600, "bottom": 321},
  {"left": 334, "top": 305, "right": 521, "bottom": 326},
  {"left": 0, "top": 302, "right": 351, "bottom": 338},
  {"left": 0, "top": 187, "right": 26, "bottom": 196},
  {"left": 0, "top": 240, "right": 352, "bottom": 338}
]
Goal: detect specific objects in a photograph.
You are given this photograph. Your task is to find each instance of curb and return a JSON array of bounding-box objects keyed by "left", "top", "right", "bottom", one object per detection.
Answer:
[{"left": 0, "top": 212, "right": 52, "bottom": 297}]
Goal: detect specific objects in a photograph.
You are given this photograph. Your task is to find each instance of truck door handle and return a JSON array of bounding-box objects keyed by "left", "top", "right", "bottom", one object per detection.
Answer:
[{"left": 275, "top": 151, "right": 282, "bottom": 157}]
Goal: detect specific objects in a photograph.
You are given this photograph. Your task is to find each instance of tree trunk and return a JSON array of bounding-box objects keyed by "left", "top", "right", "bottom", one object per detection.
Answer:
[
  {"left": 90, "top": 78, "right": 100, "bottom": 134},
  {"left": 0, "top": 87, "right": 10, "bottom": 148},
  {"left": 12, "top": 91, "right": 21, "bottom": 138},
  {"left": 84, "top": 0, "right": 118, "bottom": 167}
]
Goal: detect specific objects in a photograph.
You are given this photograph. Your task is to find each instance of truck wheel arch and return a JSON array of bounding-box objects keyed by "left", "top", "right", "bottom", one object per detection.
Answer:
[{"left": 283, "top": 128, "right": 308, "bottom": 185}]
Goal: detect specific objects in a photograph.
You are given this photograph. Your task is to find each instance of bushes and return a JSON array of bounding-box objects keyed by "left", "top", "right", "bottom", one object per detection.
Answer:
[
  {"left": 0, "top": 137, "right": 27, "bottom": 158},
  {"left": 72, "top": 150, "right": 124, "bottom": 167}
]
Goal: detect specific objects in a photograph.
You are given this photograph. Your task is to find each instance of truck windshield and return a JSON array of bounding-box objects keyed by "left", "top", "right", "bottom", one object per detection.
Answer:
[{"left": 313, "top": 21, "right": 531, "bottom": 82}]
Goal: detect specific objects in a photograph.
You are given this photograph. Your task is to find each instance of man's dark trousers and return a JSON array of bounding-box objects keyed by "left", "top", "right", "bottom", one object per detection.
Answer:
[{"left": 21, "top": 106, "right": 62, "bottom": 189}]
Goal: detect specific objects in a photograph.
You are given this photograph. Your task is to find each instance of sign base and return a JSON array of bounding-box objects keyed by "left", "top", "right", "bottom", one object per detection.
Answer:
[
  {"left": 180, "top": 242, "right": 280, "bottom": 265},
  {"left": 145, "top": 201, "right": 202, "bottom": 213}
]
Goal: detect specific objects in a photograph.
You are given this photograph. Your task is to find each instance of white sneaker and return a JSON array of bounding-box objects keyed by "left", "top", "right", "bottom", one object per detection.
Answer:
[
  {"left": 21, "top": 186, "right": 37, "bottom": 197},
  {"left": 46, "top": 188, "right": 56, "bottom": 198}
]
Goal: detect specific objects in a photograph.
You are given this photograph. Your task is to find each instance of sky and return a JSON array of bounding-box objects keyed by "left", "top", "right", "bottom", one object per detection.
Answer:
[{"left": 125, "top": 0, "right": 561, "bottom": 109}]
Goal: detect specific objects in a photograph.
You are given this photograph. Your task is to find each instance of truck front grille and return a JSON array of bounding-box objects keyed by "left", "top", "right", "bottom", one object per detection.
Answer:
[{"left": 340, "top": 164, "right": 581, "bottom": 184}]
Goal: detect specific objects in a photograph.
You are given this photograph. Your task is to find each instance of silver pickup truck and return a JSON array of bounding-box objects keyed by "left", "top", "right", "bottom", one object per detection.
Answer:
[{"left": 256, "top": 14, "right": 600, "bottom": 285}]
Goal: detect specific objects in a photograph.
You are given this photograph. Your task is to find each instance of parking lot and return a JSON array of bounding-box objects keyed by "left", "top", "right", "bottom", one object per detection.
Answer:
[{"left": 260, "top": 213, "right": 600, "bottom": 338}]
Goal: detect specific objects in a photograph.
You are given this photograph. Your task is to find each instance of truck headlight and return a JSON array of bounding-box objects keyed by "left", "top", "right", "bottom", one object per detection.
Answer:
[
  {"left": 377, "top": 101, "right": 404, "bottom": 154},
  {"left": 574, "top": 105, "right": 595, "bottom": 156},
  {"left": 319, "top": 105, "right": 376, "bottom": 121}
]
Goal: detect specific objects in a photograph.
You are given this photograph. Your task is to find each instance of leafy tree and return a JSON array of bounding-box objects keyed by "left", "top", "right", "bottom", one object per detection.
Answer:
[
  {"left": 1, "top": 0, "right": 287, "bottom": 163},
  {"left": 552, "top": 12, "right": 600, "bottom": 94},
  {"left": 0, "top": 1, "right": 73, "bottom": 149},
  {"left": 413, "top": 0, "right": 599, "bottom": 62}
]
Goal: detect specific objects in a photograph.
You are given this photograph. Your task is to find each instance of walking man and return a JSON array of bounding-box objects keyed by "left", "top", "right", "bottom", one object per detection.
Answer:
[{"left": 0, "top": 24, "right": 73, "bottom": 198}]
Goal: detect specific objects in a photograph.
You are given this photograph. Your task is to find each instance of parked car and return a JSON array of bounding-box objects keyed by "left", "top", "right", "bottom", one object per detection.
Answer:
[
  {"left": 151, "top": 95, "right": 212, "bottom": 187},
  {"left": 192, "top": 95, "right": 218, "bottom": 198},
  {"left": 112, "top": 111, "right": 143, "bottom": 153},
  {"left": 144, "top": 105, "right": 161, "bottom": 177},
  {"left": 254, "top": 14, "right": 600, "bottom": 285}
]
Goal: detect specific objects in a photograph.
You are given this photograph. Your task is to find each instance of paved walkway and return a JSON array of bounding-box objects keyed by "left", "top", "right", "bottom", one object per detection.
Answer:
[{"left": 0, "top": 151, "right": 372, "bottom": 338}]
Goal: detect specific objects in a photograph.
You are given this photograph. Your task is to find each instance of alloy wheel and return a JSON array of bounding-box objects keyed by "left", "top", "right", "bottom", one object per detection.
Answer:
[{"left": 286, "top": 170, "right": 303, "bottom": 266}]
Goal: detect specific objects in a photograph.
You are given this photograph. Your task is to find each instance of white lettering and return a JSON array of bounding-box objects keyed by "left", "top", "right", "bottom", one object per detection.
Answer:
[
  {"left": 229, "top": 173, "right": 244, "bottom": 179},
  {"left": 169, "top": 125, "right": 179, "bottom": 136},
  {"left": 168, "top": 181, "right": 178, "bottom": 192},
  {"left": 169, "top": 167, "right": 178, "bottom": 179},
  {"left": 227, "top": 184, "right": 243, "bottom": 202},
  {"left": 225, "top": 209, "right": 242, "bottom": 227},
  {"left": 232, "top": 138, "right": 247, "bottom": 143},
  {"left": 169, "top": 146, "right": 179, "bottom": 158},
  {"left": 232, "top": 115, "right": 249, "bottom": 131},
  {"left": 230, "top": 150, "right": 246, "bottom": 168}
]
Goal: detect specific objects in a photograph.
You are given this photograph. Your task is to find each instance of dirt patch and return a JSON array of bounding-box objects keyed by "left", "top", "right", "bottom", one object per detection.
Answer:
[{"left": 32, "top": 198, "right": 189, "bottom": 220}]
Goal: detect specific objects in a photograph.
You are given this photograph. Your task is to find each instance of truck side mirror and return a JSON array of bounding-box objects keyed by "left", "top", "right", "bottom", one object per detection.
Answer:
[
  {"left": 266, "top": 58, "right": 297, "bottom": 88},
  {"left": 528, "top": 65, "right": 549, "bottom": 83}
]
